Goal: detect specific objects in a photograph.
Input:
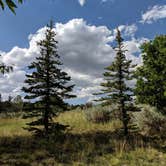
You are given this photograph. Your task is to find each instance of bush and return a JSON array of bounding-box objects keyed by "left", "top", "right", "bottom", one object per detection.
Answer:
[
  {"left": 131, "top": 105, "right": 166, "bottom": 137},
  {"left": 85, "top": 106, "right": 115, "bottom": 124},
  {"left": 0, "top": 111, "right": 23, "bottom": 119}
]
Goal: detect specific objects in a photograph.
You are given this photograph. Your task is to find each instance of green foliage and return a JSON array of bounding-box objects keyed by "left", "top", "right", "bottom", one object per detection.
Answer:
[
  {"left": 132, "top": 105, "right": 166, "bottom": 137},
  {"left": 135, "top": 35, "right": 166, "bottom": 112},
  {"left": 96, "top": 29, "right": 138, "bottom": 135},
  {"left": 22, "top": 21, "right": 75, "bottom": 134},
  {"left": 0, "top": 0, "right": 23, "bottom": 13}
]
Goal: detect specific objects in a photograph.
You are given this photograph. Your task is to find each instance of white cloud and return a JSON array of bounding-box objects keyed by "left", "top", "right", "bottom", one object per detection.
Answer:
[
  {"left": 78, "top": 0, "right": 86, "bottom": 6},
  {"left": 75, "top": 86, "right": 101, "bottom": 98},
  {"left": 101, "top": 0, "right": 114, "bottom": 3},
  {"left": 123, "top": 39, "right": 144, "bottom": 65},
  {"left": 101, "top": 0, "right": 108, "bottom": 2},
  {"left": 78, "top": 0, "right": 114, "bottom": 6},
  {"left": 115, "top": 24, "right": 138, "bottom": 37},
  {"left": 140, "top": 5, "right": 166, "bottom": 24},
  {"left": 0, "top": 19, "right": 144, "bottom": 103},
  {"left": 0, "top": 28, "right": 46, "bottom": 100},
  {"left": 56, "top": 19, "right": 114, "bottom": 77}
]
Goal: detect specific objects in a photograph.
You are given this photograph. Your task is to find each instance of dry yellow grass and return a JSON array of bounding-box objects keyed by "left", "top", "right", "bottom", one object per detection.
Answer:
[
  {"left": 0, "top": 108, "right": 166, "bottom": 165},
  {"left": 56, "top": 109, "right": 122, "bottom": 134},
  {"left": 0, "top": 118, "right": 30, "bottom": 137}
]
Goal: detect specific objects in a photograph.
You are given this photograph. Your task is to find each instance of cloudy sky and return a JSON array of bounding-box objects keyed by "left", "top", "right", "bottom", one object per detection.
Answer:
[{"left": 0, "top": 0, "right": 165, "bottom": 104}]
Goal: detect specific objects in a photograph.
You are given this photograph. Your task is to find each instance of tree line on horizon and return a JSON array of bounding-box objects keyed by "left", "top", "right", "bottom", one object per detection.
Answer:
[{"left": 0, "top": 20, "right": 166, "bottom": 137}]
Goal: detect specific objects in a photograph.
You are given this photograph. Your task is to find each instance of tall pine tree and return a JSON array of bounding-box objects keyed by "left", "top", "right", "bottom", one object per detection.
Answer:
[
  {"left": 96, "top": 29, "right": 137, "bottom": 136},
  {"left": 22, "top": 21, "right": 75, "bottom": 134}
]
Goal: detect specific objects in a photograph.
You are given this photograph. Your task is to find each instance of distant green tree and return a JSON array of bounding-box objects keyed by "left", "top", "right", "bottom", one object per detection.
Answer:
[
  {"left": 8, "top": 95, "right": 12, "bottom": 103},
  {"left": 135, "top": 35, "right": 166, "bottom": 113},
  {"left": 22, "top": 21, "right": 75, "bottom": 134},
  {"left": 0, "top": 93, "right": 2, "bottom": 102},
  {"left": 96, "top": 29, "right": 137, "bottom": 136},
  {"left": 13, "top": 95, "right": 23, "bottom": 103},
  {"left": 0, "top": 0, "right": 23, "bottom": 13},
  {"left": 13, "top": 95, "right": 23, "bottom": 111}
]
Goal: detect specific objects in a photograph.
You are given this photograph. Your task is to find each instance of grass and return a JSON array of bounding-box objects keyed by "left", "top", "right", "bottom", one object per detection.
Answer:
[
  {"left": 56, "top": 109, "right": 121, "bottom": 133},
  {"left": 0, "top": 118, "right": 30, "bottom": 137},
  {"left": 94, "top": 148, "right": 166, "bottom": 166},
  {"left": 0, "top": 109, "right": 166, "bottom": 165}
]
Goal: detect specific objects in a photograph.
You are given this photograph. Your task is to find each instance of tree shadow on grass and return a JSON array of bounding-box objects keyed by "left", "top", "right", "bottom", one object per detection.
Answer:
[{"left": 0, "top": 130, "right": 165, "bottom": 165}]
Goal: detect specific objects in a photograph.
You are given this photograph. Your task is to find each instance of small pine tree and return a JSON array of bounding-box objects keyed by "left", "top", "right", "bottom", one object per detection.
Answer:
[
  {"left": 96, "top": 29, "right": 137, "bottom": 136},
  {"left": 22, "top": 21, "right": 75, "bottom": 134}
]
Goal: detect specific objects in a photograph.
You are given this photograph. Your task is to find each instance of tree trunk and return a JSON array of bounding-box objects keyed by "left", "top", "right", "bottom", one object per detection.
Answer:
[
  {"left": 122, "top": 110, "right": 128, "bottom": 136},
  {"left": 120, "top": 100, "right": 128, "bottom": 136},
  {"left": 44, "top": 107, "right": 49, "bottom": 134}
]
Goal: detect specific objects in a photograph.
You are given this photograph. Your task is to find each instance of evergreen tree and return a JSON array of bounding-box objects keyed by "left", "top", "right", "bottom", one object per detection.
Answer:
[
  {"left": 96, "top": 29, "right": 137, "bottom": 136},
  {"left": 0, "top": 0, "right": 23, "bottom": 13},
  {"left": 22, "top": 21, "right": 75, "bottom": 134},
  {"left": 135, "top": 35, "right": 166, "bottom": 113}
]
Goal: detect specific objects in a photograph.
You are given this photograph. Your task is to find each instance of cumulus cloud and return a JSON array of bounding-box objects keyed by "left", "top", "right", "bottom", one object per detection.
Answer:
[
  {"left": 56, "top": 19, "right": 114, "bottom": 77},
  {"left": 0, "top": 19, "right": 144, "bottom": 103},
  {"left": 140, "top": 5, "right": 166, "bottom": 24},
  {"left": 0, "top": 27, "right": 46, "bottom": 100}
]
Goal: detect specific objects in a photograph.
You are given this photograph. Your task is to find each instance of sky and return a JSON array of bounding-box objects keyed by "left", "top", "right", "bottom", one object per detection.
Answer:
[{"left": 0, "top": 0, "right": 165, "bottom": 104}]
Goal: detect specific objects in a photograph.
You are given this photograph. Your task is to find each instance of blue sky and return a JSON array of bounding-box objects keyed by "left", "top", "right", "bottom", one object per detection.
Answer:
[
  {"left": 0, "top": 0, "right": 165, "bottom": 104},
  {"left": 0, "top": 0, "right": 165, "bottom": 51}
]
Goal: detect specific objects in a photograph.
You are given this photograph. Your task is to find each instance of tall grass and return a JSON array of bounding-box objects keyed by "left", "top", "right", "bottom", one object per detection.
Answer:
[
  {"left": 56, "top": 108, "right": 121, "bottom": 134},
  {"left": 0, "top": 118, "right": 30, "bottom": 137},
  {"left": 0, "top": 106, "right": 166, "bottom": 165}
]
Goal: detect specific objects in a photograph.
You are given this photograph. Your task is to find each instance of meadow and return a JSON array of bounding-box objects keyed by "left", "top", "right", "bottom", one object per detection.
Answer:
[{"left": 0, "top": 107, "right": 166, "bottom": 166}]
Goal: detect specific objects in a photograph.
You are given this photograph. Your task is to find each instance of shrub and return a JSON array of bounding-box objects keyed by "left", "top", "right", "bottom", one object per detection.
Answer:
[
  {"left": 131, "top": 105, "right": 166, "bottom": 137},
  {"left": 0, "top": 111, "right": 23, "bottom": 119},
  {"left": 85, "top": 106, "right": 115, "bottom": 124}
]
